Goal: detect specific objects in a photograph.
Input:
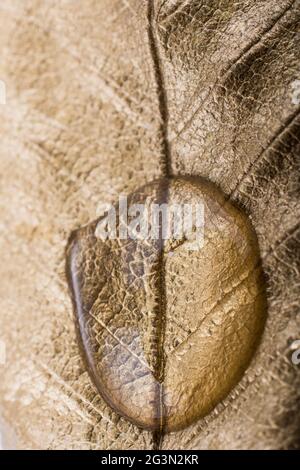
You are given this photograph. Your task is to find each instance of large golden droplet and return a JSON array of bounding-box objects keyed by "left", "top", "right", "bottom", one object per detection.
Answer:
[{"left": 66, "top": 177, "right": 267, "bottom": 433}]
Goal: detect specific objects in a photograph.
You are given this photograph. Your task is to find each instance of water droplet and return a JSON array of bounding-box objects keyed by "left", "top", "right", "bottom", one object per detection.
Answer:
[{"left": 66, "top": 177, "right": 267, "bottom": 433}]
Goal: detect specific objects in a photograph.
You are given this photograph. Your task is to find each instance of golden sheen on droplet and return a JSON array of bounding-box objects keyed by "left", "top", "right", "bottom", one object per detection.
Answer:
[{"left": 66, "top": 177, "right": 267, "bottom": 433}]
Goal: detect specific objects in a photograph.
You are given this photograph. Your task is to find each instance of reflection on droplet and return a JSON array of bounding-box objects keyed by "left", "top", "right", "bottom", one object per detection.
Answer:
[{"left": 66, "top": 177, "right": 267, "bottom": 434}]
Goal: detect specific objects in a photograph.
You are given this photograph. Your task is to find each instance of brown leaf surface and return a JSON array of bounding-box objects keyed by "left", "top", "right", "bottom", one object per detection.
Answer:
[{"left": 0, "top": 0, "right": 299, "bottom": 449}]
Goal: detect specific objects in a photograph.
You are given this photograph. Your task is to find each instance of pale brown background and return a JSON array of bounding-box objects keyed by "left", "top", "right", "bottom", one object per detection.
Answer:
[{"left": 0, "top": 0, "right": 299, "bottom": 449}]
